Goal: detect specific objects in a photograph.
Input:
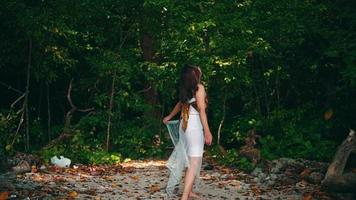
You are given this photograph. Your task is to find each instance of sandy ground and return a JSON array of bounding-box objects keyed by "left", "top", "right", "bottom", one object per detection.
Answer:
[{"left": 0, "top": 159, "right": 339, "bottom": 200}]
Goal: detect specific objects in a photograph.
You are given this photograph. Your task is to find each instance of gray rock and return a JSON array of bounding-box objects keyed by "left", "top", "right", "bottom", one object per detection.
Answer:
[
  {"left": 258, "top": 172, "right": 267, "bottom": 180},
  {"left": 266, "top": 180, "right": 275, "bottom": 185},
  {"left": 307, "top": 172, "right": 324, "bottom": 184},
  {"left": 270, "top": 159, "right": 286, "bottom": 174},
  {"left": 252, "top": 167, "right": 263, "bottom": 176},
  {"left": 270, "top": 174, "right": 278, "bottom": 180},
  {"left": 220, "top": 174, "right": 229, "bottom": 179},
  {"left": 295, "top": 180, "right": 307, "bottom": 191},
  {"left": 12, "top": 160, "right": 31, "bottom": 173}
]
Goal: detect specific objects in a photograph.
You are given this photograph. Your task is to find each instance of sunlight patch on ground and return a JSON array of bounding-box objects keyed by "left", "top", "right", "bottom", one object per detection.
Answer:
[{"left": 120, "top": 160, "right": 167, "bottom": 169}]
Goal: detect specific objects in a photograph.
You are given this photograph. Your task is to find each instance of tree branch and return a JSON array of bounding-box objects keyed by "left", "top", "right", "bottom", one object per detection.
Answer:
[
  {"left": 11, "top": 93, "right": 26, "bottom": 108},
  {"left": 0, "top": 81, "right": 23, "bottom": 94}
]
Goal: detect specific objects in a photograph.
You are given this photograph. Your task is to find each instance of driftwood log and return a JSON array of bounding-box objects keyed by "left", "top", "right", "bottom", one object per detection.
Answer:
[{"left": 321, "top": 129, "right": 356, "bottom": 193}]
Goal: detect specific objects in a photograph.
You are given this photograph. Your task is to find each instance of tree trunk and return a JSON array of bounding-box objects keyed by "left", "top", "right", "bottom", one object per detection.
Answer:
[
  {"left": 24, "top": 38, "right": 32, "bottom": 152},
  {"left": 47, "top": 83, "right": 51, "bottom": 142},
  {"left": 106, "top": 71, "right": 116, "bottom": 152},
  {"left": 37, "top": 82, "right": 43, "bottom": 118},
  {"left": 321, "top": 129, "right": 356, "bottom": 193},
  {"left": 140, "top": 32, "right": 160, "bottom": 118},
  {"left": 217, "top": 90, "right": 227, "bottom": 145}
]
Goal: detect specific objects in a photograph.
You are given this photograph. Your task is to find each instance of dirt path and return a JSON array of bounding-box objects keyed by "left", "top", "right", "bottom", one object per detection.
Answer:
[{"left": 0, "top": 158, "right": 347, "bottom": 200}]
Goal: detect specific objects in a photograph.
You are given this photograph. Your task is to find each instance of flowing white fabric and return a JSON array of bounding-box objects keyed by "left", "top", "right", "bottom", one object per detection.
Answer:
[{"left": 165, "top": 119, "right": 202, "bottom": 197}]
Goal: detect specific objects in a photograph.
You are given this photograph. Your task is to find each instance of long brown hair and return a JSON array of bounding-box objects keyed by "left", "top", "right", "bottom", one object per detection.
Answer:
[{"left": 179, "top": 64, "right": 201, "bottom": 103}]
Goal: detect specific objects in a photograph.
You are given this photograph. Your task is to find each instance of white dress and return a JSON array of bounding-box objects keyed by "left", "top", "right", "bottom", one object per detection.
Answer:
[
  {"left": 184, "top": 97, "right": 204, "bottom": 157},
  {"left": 165, "top": 97, "right": 204, "bottom": 196}
]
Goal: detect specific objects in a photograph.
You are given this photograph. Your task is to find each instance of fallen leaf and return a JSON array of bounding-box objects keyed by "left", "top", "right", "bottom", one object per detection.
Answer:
[
  {"left": 300, "top": 168, "right": 312, "bottom": 178},
  {"left": 68, "top": 191, "right": 78, "bottom": 198},
  {"left": 123, "top": 167, "right": 135, "bottom": 173},
  {"left": 90, "top": 171, "right": 102, "bottom": 176},
  {"left": 231, "top": 181, "right": 241, "bottom": 189},
  {"left": 221, "top": 167, "right": 231, "bottom": 174},
  {"left": 158, "top": 165, "right": 166, "bottom": 170},
  {"left": 251, "top": 186, "right": 260, "bottom": 196},
  {"left": 150, "top": 184, "right": 160, "bottom": 193},
  {"left": 324, "top": 109, "right": 333, "bottom": 120},
  {"left": 130, "top": 175, "right": 139, "bottom": 181},
  {"left": 0, "top": 192, "right": 9, "bottom": 200},
  {"left": 303, "top": 193, "right": 313, "bottom": 200},
  {"left": 84, "top": 188, "right": 97, "bottom": 196},
  {"left": 104, "top": 176, "right": 114, "bottom": 181}
]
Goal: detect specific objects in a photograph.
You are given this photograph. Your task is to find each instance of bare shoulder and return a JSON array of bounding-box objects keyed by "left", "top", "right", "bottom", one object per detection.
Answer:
[
  {"left": 196, "top": 84, "right": 206, "bottom": 97},
  {"left": 197, "top": 83, "right": 205, "bottom": 92}
]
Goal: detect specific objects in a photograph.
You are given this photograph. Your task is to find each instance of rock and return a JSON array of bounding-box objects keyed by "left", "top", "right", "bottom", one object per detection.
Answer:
[
  {"left": 220, "top": 174, "right": 229, "bottom": 179},
  {"left": 300, "top": 168, "right": 312, "bottom": 179},
  {"left": 251, "top": 167, "right": 268, "bottom": 183},
  {"left": 270, "top": 159, "right": 287, "bottom": 174},
  {"left": 270, "top": 174, "right": 278, "bottom": 180},
  {"left": 40, "top": 165, "right": 46, "bottom": 170},
  {"left": 8, "top": 152, "right": 42, "bottom": 167},
  {"left": 203, "top": 164, "right": 214, "bottom": 170},
  {"left": 295, "top": 180, "right": 308, "bottom": 191},
  {"left": 279, "top": 176, "right": 295, "bottom": 185},
  {"left": 307, "top": 172, "right": 324, "bottom": 184},
  {"left": 266, "top": 180, "right": 275, "bottom": 185},
  {"left": 12, "top": 160, "right": 31, "bottom": 173},
  {"left": 258, "top": 173, "right": 267, "bottom": 181},
  {"left": 285, "top": 158, "right": 299, "bottom": 165},
  {"left": 251, "top": 167, "right": 263, "bottom": 176},
  {"left": 270, "top": 158, "right": 305, "bottom": 174}
]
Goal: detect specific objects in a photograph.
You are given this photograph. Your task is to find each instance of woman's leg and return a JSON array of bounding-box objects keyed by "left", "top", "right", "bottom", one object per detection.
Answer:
[{"left": 181, "top": 156, "right": 201, "bottom": 200}]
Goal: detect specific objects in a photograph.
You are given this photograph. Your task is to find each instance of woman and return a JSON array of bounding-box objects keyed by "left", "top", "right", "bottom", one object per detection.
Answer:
[{"left": 163, "top": 64, "right": 213, "bottom": 200}]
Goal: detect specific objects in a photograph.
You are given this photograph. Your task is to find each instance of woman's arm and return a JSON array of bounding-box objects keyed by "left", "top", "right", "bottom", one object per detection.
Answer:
[
  {"left": 196, "top": 84, "right": 213, "bottom": 145},
  {"left": 163, "top": 102, "right": 182, "bottom": 124}
]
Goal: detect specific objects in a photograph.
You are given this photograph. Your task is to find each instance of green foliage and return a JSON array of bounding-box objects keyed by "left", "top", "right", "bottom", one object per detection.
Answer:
[
  {"left": 224, "top": 112, "right": 264, "bottom": 147},
  {"left": 235, "top": 157, "right": 255, "bottom": 173},
  {"left": 1, "top": 0, "right": 355, "bottom": 164},
  {"left": 260, "top": 134, "right": 336, "bottom": 161},
  {"left": 40, "top": 145, "right": 66, "bottom": 164},
  {"left": 0, "top": 111, "right": 23, "bottom": 154},
  {"left": 112, "top": 119, "right": 168, "bottom": 159},
  {"left": 87, "top": 151, "right": 122, "bottom": 165},
  {"left": 259, "top": 106, "right": 337, "bottom": 161},
  {"left": 40, "top": 130, "right": 122, "bottom": 165},
  {"left": 208, "top": 146, "right": 255, "bottom": 172}
]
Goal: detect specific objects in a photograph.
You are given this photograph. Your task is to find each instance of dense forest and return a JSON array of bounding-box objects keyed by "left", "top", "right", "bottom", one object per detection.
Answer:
[{"left": 1, "top": 0, "right": 356, "bottom": 168}]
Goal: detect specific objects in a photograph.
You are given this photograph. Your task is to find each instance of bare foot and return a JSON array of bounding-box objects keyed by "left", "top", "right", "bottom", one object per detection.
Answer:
[{"left": 188, "top": 192, "right": 201, "bottom": 199}]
